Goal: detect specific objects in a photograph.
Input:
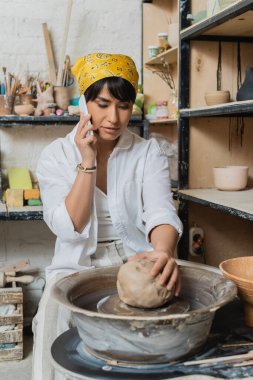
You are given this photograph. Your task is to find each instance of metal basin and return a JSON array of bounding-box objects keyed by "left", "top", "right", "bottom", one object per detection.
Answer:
[{"left": 52, "top": 260, "right": 237, "bottom": 365}]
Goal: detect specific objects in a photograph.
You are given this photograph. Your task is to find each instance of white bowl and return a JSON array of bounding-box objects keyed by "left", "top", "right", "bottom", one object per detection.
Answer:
[{"left": 213, "top": 166, "right": 248, "bottom": 191}]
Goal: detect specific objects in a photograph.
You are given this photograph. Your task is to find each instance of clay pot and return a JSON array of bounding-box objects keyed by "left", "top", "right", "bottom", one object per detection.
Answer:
[
  {"left": 0, "top": 95, "right": 15, "bottom": 115},
  {"left": 236, "top": 66, "right": 253, "bottom": 101},
  {"left": 14, "top": 104, "right": 35, "bottom": 116},
  {"left": 213, "top": 165, "right": 248, "bottom": 191},
  {"left": 220, "top": 257, "right": 253, "bottom": 327},
  {"left": 52, "top": 260, "right": 236, "bottom": 364},
  {"left": 19, "top": 94, "right": 34, "bottom": 106},
  {"left": 204, "top": 90, "right": 230, "bottom": 106},
  {"left": 54, "top": 86, "right": 69, "bottom": 110}
]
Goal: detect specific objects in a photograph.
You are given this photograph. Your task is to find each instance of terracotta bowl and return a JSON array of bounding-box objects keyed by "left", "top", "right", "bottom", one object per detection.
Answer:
[
  {"left": 14, "top": 104, "right": 35, "bottom": 116},
  {"left": 213, "top": 165, "right": 248, "bottom": 191},
  {"left": 220, "top": 257, "right": 253, "bottom": 327},
  {"left": 204, "top": 90, "right": 230, "bottom": 106},
  {"left": 52, "top": 260, "right": 236, "bottom": 365}
]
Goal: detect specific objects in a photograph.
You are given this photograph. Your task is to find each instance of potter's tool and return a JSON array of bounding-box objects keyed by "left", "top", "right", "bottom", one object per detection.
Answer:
[
  {"left": 79, "top": 95, "right": 94, "bottom": 136},
  {"left": 234, "top": 359, "right": 253, "bottom": 367},
  {"left": 0, "top": 272, "right": 34, "bottom": 288},
  {"left": 56, "top": 0, "right": 73, "bottom": 86},
  {"left": 97, "top": 293, "right": 190, "bottom": 317},
  {"left": 223, "top": 342, "right": 253, "bottom": 348},
  {"left": 184, "top": 350, "right": 253, "bottom": 366},
  {"left": 0, "top": 259, "right": 30, "bottom": 276},
  {"left": 42, "top": 23, "right": 57, "bottom": 85}
]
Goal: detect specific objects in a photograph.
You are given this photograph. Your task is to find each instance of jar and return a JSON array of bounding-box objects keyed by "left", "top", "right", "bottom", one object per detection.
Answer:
[
  {"left": 157, "top": 33, "right": 170, "bottom": 53},
  {"left": 148, "top": 45, "right": 159, "bottom": 58},
  {"left": 156, "top": 100, "right": 168, "bottom": 119}
]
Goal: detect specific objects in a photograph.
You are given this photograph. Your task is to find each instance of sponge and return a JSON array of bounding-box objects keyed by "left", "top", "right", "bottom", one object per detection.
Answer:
[
  {"left": 24, "top": 189, "right": 40, "bottom": 200},
  {"left": 27, "top": 199, "right": 42, "bottom": 206},
  {"left": 8, "top": 167, "right": 32, "bottom": 190},
  {"left": 6, "top": 189, "right": 24, "bottom": 207}
]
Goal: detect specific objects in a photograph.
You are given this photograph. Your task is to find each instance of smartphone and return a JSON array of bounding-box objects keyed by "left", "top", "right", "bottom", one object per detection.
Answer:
[{"left": 79, "top": 94, "right": 94, "bottom": 136}]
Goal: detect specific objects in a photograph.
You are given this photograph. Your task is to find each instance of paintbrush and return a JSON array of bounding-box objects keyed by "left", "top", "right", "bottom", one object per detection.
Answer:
[
  {"left": 62, "top": 55, "right": 70, "bottom": 86},
  {"left": 8, "top": 72, "right": 12, "bottom": 96},
  {"left": 2, "top": 67, "right": 7, "bottom": 94}
]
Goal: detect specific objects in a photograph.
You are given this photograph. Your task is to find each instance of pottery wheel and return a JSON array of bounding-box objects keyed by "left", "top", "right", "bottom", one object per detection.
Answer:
[{"left": 97, "top": 294, "right": 190, "bottom": 317}]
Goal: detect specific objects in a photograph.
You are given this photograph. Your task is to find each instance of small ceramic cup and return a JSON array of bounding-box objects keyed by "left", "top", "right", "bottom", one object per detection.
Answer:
[
  {"left": 148, "top": 46, "right": 159, "bottom": 58},
  {"left": 53, "top": 86, "right": 69, "bottom": 110}
]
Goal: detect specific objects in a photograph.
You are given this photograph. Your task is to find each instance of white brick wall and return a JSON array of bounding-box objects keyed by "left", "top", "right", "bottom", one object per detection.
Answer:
[
  {"left": 0, "top": 0, "right": 142, "bottom": 302},
  {"left": 0, "top": 0, "right": 142, "bottom": 83}
]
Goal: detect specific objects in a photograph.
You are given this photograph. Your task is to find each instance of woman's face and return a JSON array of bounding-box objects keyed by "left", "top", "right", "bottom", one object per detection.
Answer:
[{"left": 87, "top": 84, "right": 133, "bottom": 142}]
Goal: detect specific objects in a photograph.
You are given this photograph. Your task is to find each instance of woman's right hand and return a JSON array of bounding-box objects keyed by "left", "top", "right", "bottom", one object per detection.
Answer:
[{"left": 74, "top": 113, "right": 98, "bottom": 165}]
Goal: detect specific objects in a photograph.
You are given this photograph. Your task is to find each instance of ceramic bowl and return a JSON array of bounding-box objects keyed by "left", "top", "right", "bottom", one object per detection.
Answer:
[
  {"left": 52, "top": 260, "right": 236, "bottom": 365},
  {"left": 14, "top": 104, "right": 35, "bottom": 116},
  {"left": 220, "top": 257, "right": 253, "bottom": 327},
  {"left": 204, "top": 90, "right": 230, "bottom": 106},
  {"left": 213, "top": 165, "right": 248, "bottom": 191}
]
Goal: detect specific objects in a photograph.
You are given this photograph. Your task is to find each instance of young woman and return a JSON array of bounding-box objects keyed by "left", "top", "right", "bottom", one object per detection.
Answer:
[{"left": 32, "top": 52, "right": 183, "bottom": 379}]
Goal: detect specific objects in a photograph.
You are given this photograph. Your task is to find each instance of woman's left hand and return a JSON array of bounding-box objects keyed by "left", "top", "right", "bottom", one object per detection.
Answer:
[{"left": 128, "top": 251, "right": 181, "bottom": 296}]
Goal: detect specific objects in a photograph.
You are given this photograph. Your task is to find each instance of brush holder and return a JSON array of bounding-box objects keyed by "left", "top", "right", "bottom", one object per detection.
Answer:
[
  {"left": 54, "top": 86, "right": 69, "bottom": 111},
  {"left": 0, "top": 95, "right": 15, "bottom": 115}
]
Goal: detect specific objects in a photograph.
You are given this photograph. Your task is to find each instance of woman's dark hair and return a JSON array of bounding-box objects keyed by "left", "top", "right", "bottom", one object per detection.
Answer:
[{"left": 84, "top": 77, "right": 136, "bottom": 104}]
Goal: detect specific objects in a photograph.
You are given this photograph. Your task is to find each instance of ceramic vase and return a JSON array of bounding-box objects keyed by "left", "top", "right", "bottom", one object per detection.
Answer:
[
  {"left": 0, "top": 95, "right": 15, "bottom": 115},
  {"left": 54, "top": 86, "right": 69, "bottom": 110},
  {"left": 236, "top": 66, "right": 253, "bottom": 101}
]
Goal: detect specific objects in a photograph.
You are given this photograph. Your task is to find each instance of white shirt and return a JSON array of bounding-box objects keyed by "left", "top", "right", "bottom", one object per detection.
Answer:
[
  {"left": 95, "top": 187, "right": 120, "bottom": 242},
  {"left": 36, "top": 125, "right": 183, "bottom": 279}
]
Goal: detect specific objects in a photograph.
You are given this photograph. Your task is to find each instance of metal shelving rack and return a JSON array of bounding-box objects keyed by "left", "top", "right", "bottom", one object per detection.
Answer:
[{"left": 177, "top": 0, "right": 253, "bottom": 259}]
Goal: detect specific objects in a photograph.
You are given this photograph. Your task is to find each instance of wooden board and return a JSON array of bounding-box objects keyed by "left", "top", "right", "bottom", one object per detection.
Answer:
[
  {"left": 0, "top": 326, "right": 22, "bottom": 344},
  {"left": 0, "top": 342, "right": 23, "bottom": 361},
  {"left": 42, "top": 23, "right": 57, "bottom": 85},
  {"left": 188, "top": 202, "right": 253, "bottom": 267},
  {"left": 188, "top": 117, "right": 253, "bottom": 189}
]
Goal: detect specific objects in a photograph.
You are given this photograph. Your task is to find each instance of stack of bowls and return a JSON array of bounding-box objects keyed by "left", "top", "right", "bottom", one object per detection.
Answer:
[{"left": 220, "top": 257, "right": 253, "bottom": 327}]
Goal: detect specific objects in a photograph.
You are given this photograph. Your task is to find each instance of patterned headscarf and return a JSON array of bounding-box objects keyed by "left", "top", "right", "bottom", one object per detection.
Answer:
[{"left": 71, "top": 52, "right": 139, "bottom": 95}]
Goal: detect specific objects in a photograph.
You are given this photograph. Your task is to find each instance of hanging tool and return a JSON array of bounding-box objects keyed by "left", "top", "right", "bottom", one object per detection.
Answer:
[
  {"left": 42, "top": 23, "right": 57, "bottom": 85},
  {"left": 0, "top": 259, "right": 30, "bottom": 275},
  {"left": 0, "top": 272, "right": 34, "bottom": 288},
  {"left": 56, "top": 0, "right": 73, "bottom": 86}
]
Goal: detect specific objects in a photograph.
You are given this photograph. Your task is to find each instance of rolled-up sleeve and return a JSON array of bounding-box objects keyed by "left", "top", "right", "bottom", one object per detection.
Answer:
[
  {"left": 36, "top": 147, "right": 92, "bottom": 242},
  {"left": 142, "top": 139, "right": 183, "bottom": 242}
]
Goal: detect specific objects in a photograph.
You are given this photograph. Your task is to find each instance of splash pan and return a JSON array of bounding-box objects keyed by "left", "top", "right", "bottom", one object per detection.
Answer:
[{"left": 52, "top": 260, "right": 237, "bottom": 364}]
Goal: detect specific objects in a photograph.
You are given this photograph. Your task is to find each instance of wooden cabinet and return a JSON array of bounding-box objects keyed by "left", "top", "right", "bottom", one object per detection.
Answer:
[{"left": 178, "top": 1, "right": 253, "bottom": 265}]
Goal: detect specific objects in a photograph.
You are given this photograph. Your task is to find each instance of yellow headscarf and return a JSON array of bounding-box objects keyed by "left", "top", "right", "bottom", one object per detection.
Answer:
[{"left": 71, "top": 52, "right": 139, "bottom": 95}]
